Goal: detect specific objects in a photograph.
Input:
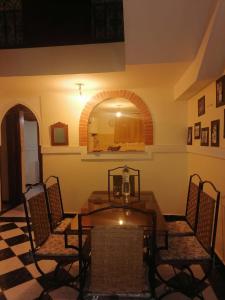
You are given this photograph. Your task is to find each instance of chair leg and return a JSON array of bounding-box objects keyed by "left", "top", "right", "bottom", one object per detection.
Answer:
[
  {"left": 33, "top": 256, "right": 46, "bottom": 277},
  {"left": 157, "top": 288, "right": 175, "bottom": 300},
  {"left": 156, "top": 264, "right": 209, "bottom": 299},
  {"left": 34, "top": 258, "right": 80, "bottom": 299},
  {"left": 78, "top": 259, "right": 90, "bottom": 300},
  {"left": 38, "top": 290, "right": 52, "bottom": 300},
  {"left": 78, "top": 264, "right": 86, "bottom": 300},
  {"left": 149, "top": 264, "right": 156, "bottom": 298},
  {"left": 53, "top": 263, "right": 61, "bottom": 279}
]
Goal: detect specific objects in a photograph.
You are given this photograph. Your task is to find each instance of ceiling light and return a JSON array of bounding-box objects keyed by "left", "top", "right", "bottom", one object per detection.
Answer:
[
  {"left": 76, "top": 83, "right": 85, "bottom": 101},
  {"left": 116, "top": 111, "right": 122, "bottom": 118}
]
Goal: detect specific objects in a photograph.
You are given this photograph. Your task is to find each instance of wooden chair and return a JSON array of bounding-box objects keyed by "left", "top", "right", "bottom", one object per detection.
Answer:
[
  {"left": 77, "top": 205, "right": 157, "bottom": 299},
  {"left": 22, "top": 184, "right": 80, "bottom": 298},
  {"left": 44, "top": 176, "right": 76, "bottom": 234},
  {"left": 167, "top": 173, "right": 203, "bottom": 236},
  {"left": 157, "top": 180, "right": 220, "bottom": 299}
]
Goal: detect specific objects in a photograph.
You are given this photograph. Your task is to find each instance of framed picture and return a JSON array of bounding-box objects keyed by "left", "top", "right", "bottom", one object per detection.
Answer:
[
  {"left": 50, "top": 122, "right": 68, "bottom": 146},
  {"left": 198, "top": 96, "right": 205, "bottom": 116},
  {"left": 201, "top": 127, "right": 209, "bottom": 146},
  {"left": 194, "top": 122, "right": 201, "bottom": 139},
  {"left": 187, "top": 127, "right": 192, "bottom": 145},
  {"left": 211, "top": 120, "right": 220, "bottom": 147},
  {"left": 216, "top": 75, "right": 225, "bottom": 107}
]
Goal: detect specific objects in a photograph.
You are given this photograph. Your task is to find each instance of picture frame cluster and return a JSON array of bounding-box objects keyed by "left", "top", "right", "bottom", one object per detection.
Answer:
[{"left": 187, "top": 75, "right": 225, "bottom": 147}]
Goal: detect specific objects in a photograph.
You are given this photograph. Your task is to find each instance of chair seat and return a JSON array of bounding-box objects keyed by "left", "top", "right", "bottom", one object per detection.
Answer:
[
  {"left": 144, "top": 233, "right": 167, "bottom": 249},
  {"left": 36, "top": 234, "right": 79, "bottom": 259},
  {"left": 159, "top": 236, "right": 211, "bottom": 264},
  {"left": 53, "top": 218, "right": 73, "bottom": 234},
  {"left": 54, "top": 217, "right": 90, "bottom": 235},
  {"left": 167, "top": 220, "right": 194, "bottom": 236}
]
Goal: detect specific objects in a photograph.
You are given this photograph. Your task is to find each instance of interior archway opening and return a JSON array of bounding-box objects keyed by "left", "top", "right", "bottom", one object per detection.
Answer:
[
  {"left": 79, "top": 90, "right": 153, "bottom": 149},
  {"left": 0, "top": 104, "right": 42, "bottom": 212},
  {"left": 88, "top": 98, "right": 145, "bottom": 152}
]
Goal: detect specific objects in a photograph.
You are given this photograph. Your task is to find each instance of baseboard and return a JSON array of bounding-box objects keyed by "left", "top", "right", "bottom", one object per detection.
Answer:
[
  {"left": 163, "top": 214, "right": 186, "bottom": 221},
  {"left": 214, "top": 254, "right": 225, "bottom": 275},
  {"left": 64, "top": 212, "right": 77, "bottom": 218},
  {"left": 0, "top": 202, "right": 23, "bottom": 216}
]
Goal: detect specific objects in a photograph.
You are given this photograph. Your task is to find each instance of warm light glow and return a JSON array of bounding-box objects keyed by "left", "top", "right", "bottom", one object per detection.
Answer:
[
  {"left": 77, "top": 94, "right": 85, "bottom": 102},
  {"left": 118, "top": 219, "right": 124, "bottom": 225},
  {"left": 116, "top": 111, "right": 122, "bottom": 118},
  {"left": 125, "top": 210, "right": 130, "bottom": 216}
]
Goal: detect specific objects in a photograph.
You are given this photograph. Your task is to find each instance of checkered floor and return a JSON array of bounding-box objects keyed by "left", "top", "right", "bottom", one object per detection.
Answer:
[
  {"left": 0, "top": 220, "right": 79, "bottom": 300},
  {"left": 0, "top": 219, "right": 224, "bottom": 300}
]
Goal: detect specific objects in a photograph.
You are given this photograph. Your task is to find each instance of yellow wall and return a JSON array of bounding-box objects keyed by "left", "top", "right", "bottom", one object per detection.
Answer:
[
  {"left": 187, "top": 80, "right": 225, "bottom": 264},
  {"left": 43, "top": 153, "right": 187, "bottom": 214},
  {"left": 0, "top": 84, "right": 188, "bottom": 216}
]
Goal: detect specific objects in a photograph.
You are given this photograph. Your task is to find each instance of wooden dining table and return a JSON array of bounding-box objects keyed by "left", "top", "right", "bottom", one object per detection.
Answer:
[
  {"left": 65, "top": 191, "right": 168, "bottom": 298},
  {"left": 68, "top": 190, "right": 168, "bottom": 249}
]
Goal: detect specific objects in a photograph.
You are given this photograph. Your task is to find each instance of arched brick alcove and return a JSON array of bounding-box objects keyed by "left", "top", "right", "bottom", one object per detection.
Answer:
[{"left": 79, "top": 90, "right": 153, "bottom": 146}]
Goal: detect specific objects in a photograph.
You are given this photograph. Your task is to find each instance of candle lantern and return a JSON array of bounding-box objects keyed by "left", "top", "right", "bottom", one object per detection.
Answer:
[
  {"left": 122, "top": 166, "right": 130, "bottom": 203},
  {"left": 108, "top": 165, "right": 140, "bottom": 203}
]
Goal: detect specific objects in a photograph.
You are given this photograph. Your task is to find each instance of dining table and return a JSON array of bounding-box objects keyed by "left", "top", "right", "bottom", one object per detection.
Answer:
[
  {"left": 65, "top": 191, "right": 168, "bottom": 298},
  {"left": 68, "top": 190, "right": 168, "bottom": 249}
]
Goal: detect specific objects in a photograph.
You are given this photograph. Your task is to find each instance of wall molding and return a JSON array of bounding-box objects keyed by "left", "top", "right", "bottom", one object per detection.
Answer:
[
  {"left": 41, "top": 146, "right": 81, "bottom": 154},
  {"left": 41, "top": 144, "right": 187, "bottom": 158},
  {"left": 41, "top": 144, "right": 225, "bottom": 160},
  {"left": 150, "top": 145, "right": 186, "bottom": 153},
  {"left": 80, "top": 150, "right": 152, "bottom": 161},
  {"left": 187, "top": 145, "right": 225, "bottom": 160}
]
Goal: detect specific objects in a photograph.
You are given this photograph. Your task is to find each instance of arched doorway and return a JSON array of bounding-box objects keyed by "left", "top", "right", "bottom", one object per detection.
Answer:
[{"left": 0, "top": 104, "right": 42, "bottom": 211}]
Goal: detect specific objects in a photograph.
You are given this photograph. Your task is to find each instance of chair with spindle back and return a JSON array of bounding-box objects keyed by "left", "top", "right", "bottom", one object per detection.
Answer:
[
  {"left": 167, "top": 173, "right": 203, "bottom": 236},
  {"left": 22, "top": 184, "right": 81, "bottom": 298},
  {"left": 77, "top": 205, "right": 157, "bottom": 299},
  {"left": 44, "top": 176, "right": 76, "bottom": 234},
  {"left": 157, "top": 180, "right": 220, "bottom": 299}
]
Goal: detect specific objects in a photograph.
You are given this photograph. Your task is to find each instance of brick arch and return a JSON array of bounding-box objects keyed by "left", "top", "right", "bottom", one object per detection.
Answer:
[{"left": 79, "top": 90, "right": 153, "bottom": 146}]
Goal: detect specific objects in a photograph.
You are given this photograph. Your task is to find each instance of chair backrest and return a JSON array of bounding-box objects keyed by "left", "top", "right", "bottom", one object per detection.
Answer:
[
  {"left": 78, "top": 205, "right": 157, "bottom": 294},
  {"left": 108, "top": 165, "right": 140, "bottom": 201},
  {"left": 185, "top": 173, "right": 202, "bottom": 231},
  {"left": 44, "top": 176, "right": 64, "bottom": 230},
  {"left": 22, "top": 184, "right": 51, "bottom": 251},
  {"left": 112, "top": 175, "right": 135, "bottom": 197},
  {"left": 91, "top": 225, "right": 144, "bottom": 293},
  {"left": 195, "top": 180, "right": 220, "bottom": 255}
]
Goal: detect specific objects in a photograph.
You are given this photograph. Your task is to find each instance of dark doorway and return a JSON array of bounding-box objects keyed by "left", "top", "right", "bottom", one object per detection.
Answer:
[{"left": 0, "top": 104, "right": 42, "bottom": 211}]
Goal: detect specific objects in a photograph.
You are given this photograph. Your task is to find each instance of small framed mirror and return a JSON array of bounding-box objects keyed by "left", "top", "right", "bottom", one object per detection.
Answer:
[{"left": 50, "top": 122, "right": 68, "bottom": 146}]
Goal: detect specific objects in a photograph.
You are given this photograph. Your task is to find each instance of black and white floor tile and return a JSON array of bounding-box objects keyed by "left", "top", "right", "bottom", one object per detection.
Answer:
[
  {"left": 0, "top": 219, "right": 224, "bottom": 300},
  {"left": 0, "top": 220, "right": 80, "bottom": 300}
]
